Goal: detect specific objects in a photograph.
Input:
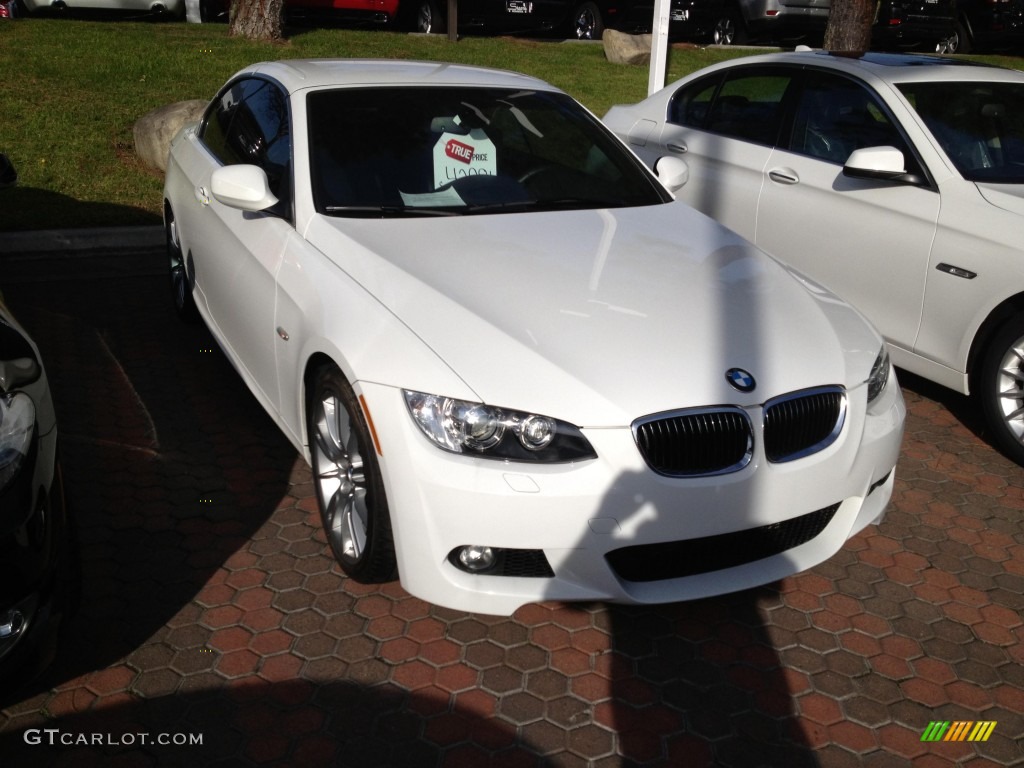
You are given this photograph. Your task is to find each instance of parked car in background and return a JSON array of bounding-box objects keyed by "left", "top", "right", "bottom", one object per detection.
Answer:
[
  {"left": 952, "top": 0, "right": 1024, "bottom": 52},
  {"left": 188, "top": 0, "right": 399, "bottom": 25},
  {"left": 605, "top": 50, "right": 1024, "bottom": 465},
  {"left": 667, "top": 0, "right": 829, "bottom": 45},
  {"left": 0, "top": 289, "right": 73, "bottom": 695},
  {"left": 20, "top": 0, "right": 184, "bottom": 17},
  {"left": 162, "top": 58, "right": 904, "bottom": 614},
  {"left": 408, "top": 0, "right": 651, "bottom": 38},
  {"left": 872, "top": 0, "right": 958, "bottom": 52},
  {"left": 670, "top": 0, "right": 956, "bottom": 50}
]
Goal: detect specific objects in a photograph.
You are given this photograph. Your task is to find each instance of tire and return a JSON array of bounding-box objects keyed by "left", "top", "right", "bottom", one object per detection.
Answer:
[
  {"left": 979, "top": 318, "right": 1024, "bottom": 466},
  {"left": 412, "top": 0, "right": 444, "bottom": 34},
  {"left": 954, "top": 20, "right": 971, "bottom": 54},
  {"left": 166, "top": 209, "right": 199, "bottom": 324},
  {"left": 571, "top": 1, "right": 604, "bottom": 40},
  {"left": 307, "top": 365, "right": 396, "bottom": 582},
  {"left": 711, "top": 13, "right": 746, "bottom": 45},
  {"left": 935, "top": 27, "right": 959, "bottom": 54}
]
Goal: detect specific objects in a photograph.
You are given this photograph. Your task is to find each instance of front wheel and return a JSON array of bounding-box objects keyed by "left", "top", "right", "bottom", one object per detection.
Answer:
[
  {"left": 307, "top": 365, "right": 396, "bottom": 582},
  {"left": 166, "top": 209, "right": 199, "bottom": 323},
  {"left": 979, "top": 319, "right": 1024, "bottom": 466}
]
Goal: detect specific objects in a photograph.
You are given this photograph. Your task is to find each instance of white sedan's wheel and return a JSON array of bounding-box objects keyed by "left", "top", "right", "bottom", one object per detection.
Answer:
[
  {"left": 166, "top": 209, "right": 199, "bottom": 323},
  {"left": 981, "top": 320, "right": 1024, "bottom": 466},
  {"left": 308, "top": 365, "right": 395, "bottom": 582}
]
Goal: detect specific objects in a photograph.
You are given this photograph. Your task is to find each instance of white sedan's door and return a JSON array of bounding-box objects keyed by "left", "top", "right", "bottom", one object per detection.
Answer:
[
  {"left": 655, "top": 123, "right": 771, "bottom": 239},
  {"left": 756, "top": 149, "right": 940, "bottom": 353},
  {"left": 755, "top": 71, "right": 941, "bottom": 354}
]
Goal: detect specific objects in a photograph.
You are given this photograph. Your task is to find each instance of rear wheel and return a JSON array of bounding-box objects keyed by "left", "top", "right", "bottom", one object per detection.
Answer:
[
  {"left": 935, "top": 27, "right": 959, "bottom": 53},
  {"left": 571, "top": 1, "right": 604, "bottom": 40},
  {"left": 412, "top": 0, "right": 445, "bottom": 33},
  {"left": 307, "top": 365, "right": 396, "bottom": 582},
  {"left": 979, "top": 318, "right": 1024, "bottom": 466}
]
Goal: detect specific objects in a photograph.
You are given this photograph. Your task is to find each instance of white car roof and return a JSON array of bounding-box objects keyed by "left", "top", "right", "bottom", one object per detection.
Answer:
[
  {"left": 238, "top": 58, "right": 560, "bottom": 94},
  {"left": 714, "top": 50, "right": 1024, "bottom": 86}
]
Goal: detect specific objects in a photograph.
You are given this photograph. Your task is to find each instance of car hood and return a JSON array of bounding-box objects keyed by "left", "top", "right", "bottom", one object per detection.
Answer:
[
  {"left": 977, "top": 183, "right": 1024, "bottom": 217},
  {"left": 305, "top": 203, "right": 880, "bottom": 426}
]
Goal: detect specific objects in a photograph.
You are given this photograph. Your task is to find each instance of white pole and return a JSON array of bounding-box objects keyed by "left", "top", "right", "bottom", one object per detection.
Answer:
[{"left": 648, "top": 0, "right": 671, "bottom": 96}]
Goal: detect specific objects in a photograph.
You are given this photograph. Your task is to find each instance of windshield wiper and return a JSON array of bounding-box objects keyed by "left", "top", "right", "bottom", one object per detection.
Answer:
[{"left": 323, "top": 205, "right": 460, "bottom": 218}]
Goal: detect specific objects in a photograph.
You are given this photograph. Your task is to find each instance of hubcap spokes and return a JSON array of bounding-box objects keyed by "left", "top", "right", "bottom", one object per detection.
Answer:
[
  {"left": 996, "top": 339, "right": 1024, "bottom": 443},
  {"left": 313, "top": 393, "right": 369, "bottom": 564}
]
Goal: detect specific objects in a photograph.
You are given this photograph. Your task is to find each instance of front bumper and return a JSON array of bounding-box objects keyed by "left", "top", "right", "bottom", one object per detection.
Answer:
[{"left": 359, "top": 377, "right": 905, "bottom": 615}]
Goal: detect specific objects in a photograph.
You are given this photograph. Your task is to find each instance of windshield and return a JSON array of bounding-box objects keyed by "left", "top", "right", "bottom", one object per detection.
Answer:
[
  {"left": 307, "top": 86, "right": 670, "bottom": 217},
  {"left": 898, "top": 81, "right": 1024, "bottom": 184}
]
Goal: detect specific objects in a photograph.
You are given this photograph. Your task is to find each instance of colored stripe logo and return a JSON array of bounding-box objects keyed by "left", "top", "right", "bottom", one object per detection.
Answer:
[{"left": 921, "top": 721, "right": 997, "bottom": 742}]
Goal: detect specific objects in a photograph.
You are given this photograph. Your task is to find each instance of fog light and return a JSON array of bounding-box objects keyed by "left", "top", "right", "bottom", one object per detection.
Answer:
[{"left": 457, "top": 545, "right": 496, "bottom": 572}]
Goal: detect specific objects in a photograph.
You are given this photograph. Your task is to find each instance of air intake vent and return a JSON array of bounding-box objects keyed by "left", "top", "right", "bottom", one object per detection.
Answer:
[
  {"left": 606, "top": 503, "right": 841, "bottom": 582},
  {"left": 633, "top": 407, "right": 753, "bottom": 477},
  {"left": 764, "top": 387, "right": 846, "bottom": 462}
]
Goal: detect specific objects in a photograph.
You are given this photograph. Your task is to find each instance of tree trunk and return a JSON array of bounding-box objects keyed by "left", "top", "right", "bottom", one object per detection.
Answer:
[
  {"left": 822, "top": 0, "right": 876, "bottom": 52},
  {"left": 229, "top": 0, "right": 285, "bottom": 42}
]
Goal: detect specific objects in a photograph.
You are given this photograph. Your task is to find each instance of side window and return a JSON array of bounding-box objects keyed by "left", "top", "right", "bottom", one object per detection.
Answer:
[
  {"left": 669, "top": 71, "right": 791, "bottom": 147},
  {"left": 200, "top": 77, "right": 292, "bottom": 201},
  {"left": 668, "top": 76, "right": 720, "bottom": 129},
  {"left": 787, "top": 72, "right": 911, "bottom": 166}
]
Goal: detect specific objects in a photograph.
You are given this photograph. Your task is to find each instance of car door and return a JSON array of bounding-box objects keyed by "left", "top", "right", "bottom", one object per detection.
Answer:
[
  {"left": 756, "top": 70, "right": 940, "bottom": 355},
  {"left": 190, "top": 76, "right": 294, "bottom": 410},
  {"left": 647, "top": 67, "right": 795, "bottom": 240}
]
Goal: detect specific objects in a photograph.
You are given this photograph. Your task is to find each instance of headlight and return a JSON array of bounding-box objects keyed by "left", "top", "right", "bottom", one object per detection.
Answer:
[
  {"left": 403, "top": 391, "right": 596, "bottom": 463},
  {"left": 0, "top": 392, "right": 35, "bottom": 489},
  {"left": 866, "top": 347, "right": 891, "bottom": 404}
]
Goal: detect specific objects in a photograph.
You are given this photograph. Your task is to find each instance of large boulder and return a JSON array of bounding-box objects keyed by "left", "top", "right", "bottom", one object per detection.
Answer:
[
  {"left": 602, "top": 29, "right": 652, "bottom": 66},
  {"left": 133, "top": 100, "right": 207, "bottom": 173}
]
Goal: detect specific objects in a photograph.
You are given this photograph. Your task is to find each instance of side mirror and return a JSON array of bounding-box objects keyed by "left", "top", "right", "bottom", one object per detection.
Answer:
[
  {"left": 211, "top": 165, "right": 279, "bottom": 212},
  {"left": 654, "top": 156, "right": 689, "bottom": 192},
  {"left": 843, "top": 146, "right": 924, "bottom": 186}
]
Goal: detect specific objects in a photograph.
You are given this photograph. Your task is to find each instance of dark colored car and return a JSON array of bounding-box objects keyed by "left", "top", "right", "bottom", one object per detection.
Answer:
[
  {"left": 409, "top": 0, "right": 652, "bottom": 38},
  {"left": 671, "top": 0, "right": 957, "bottom": 50},
  {"left": 0, "top": 241, "right": 74, "bottom": 696},
  {"left": 952, "top": 0, "right": 1024, "bottom": 52},
  {"left": 871, "top": 0, "right": 958, "bottom": 52},
  {"left": 667, "top": 0, "right": 829, "bottom": 46}
]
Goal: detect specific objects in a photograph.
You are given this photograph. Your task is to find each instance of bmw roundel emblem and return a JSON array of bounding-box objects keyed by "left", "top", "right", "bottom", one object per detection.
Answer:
[{"left": 726, "top": 368, "right": 756, "bottom": 393}]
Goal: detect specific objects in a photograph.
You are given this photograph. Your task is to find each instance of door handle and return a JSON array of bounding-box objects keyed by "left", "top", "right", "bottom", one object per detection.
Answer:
[
  {"left": 666, "top": 143, "right": 687, "bottom": 154},
  {"left": 768, "top": 169, "right": 799, "bottom": 185},
  {"left": 195, "top": 186, "right": 210, "bottom": 206}
]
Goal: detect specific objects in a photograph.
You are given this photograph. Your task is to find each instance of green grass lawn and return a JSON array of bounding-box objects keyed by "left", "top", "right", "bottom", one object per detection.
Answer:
[{"left": 0, "top": 17, "right": 1020, "bottom": 231}]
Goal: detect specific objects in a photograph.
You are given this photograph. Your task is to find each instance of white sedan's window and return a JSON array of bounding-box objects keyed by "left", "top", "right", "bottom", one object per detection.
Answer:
[
  {"left": 306, "top": 86, "right": 669, "bottom": 217},
  {"left": 899, "top": 81, "right": 1024, "bottom": 183}
]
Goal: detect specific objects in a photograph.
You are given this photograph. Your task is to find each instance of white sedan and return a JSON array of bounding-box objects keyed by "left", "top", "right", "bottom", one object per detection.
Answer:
[
  {"left": 605, "top": 50, "right": 1024, "bottom": 465},
  {"left": 163, "top": 59, "right": 904, "bottom": 614}
]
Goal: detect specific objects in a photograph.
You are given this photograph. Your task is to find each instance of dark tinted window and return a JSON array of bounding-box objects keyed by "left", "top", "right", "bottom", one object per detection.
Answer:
[
  {"left": 201, "top": 77, "right": 292, "bottom": 199},
  {"left": 306, "top": 86, "right": 669, "bottom": 217},
  {"left": 668, "top": 70, "right": 792, "bottom": 147},
  {"left": 899, "top": 80, "right": 1024, "bottom": 183},
  {"left": 787, "top": 72, "right": 910, "bottom": 165}
]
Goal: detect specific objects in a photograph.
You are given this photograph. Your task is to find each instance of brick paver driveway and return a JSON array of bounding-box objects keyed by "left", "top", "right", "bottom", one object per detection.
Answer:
[{"left": 1, "top": 235, "right": 1021, "bottom": 767}]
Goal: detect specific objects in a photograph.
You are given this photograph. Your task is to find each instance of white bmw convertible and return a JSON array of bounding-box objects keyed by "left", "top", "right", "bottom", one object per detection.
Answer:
[{"left": 163, "top": 59, "right": 905, "bottom": 614}]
